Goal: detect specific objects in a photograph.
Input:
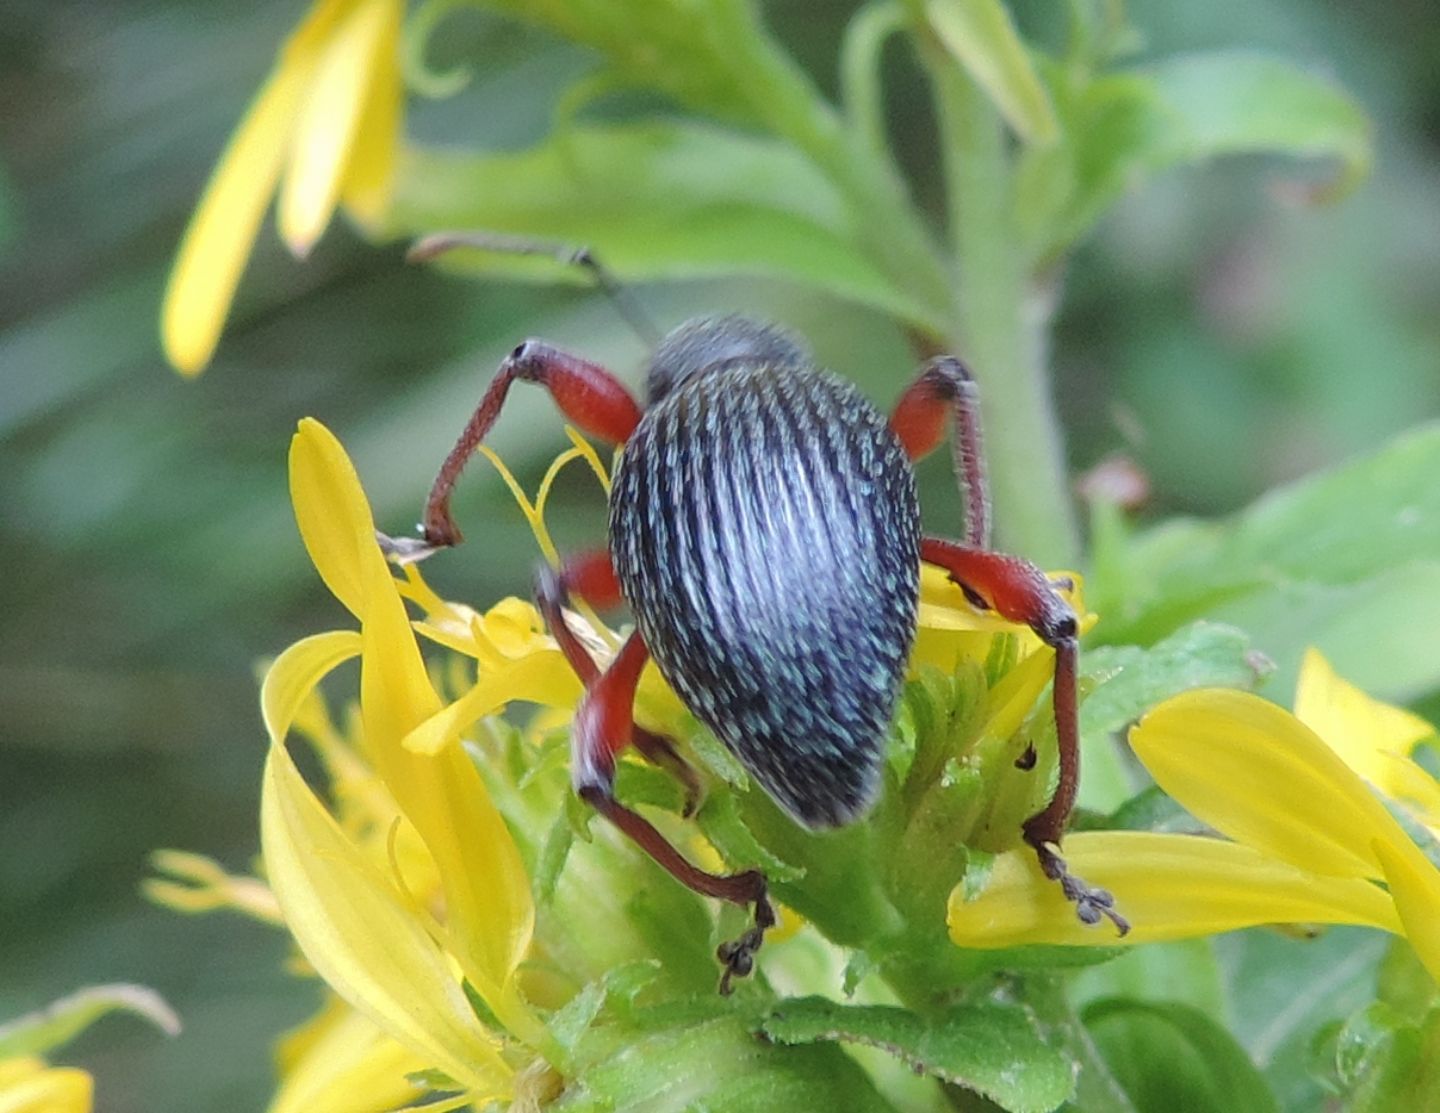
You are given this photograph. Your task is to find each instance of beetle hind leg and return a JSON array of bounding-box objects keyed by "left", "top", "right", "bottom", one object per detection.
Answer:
[{"left": 920, "top": 538, "right": 1129, "bottom": 936}]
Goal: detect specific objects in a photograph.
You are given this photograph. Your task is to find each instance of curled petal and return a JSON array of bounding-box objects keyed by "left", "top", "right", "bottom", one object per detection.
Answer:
[
  {"left": 1130, "top": 690, "right": 1412, "bottom": 880},
  {"left": 261, "top": 630, "right": 363, "bottom": 745},
  {"left": 948, "top": 831, "right": 1402, "bottom": 949},
  {"left": 403, "top": 652, "right": 580, "bottom": 756}
]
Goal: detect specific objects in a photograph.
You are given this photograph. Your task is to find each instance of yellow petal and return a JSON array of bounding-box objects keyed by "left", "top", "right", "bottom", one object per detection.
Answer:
[
  {"left": 280, "top": 0, "right": 396, "bottom": 254},
  {"left": 290, "top": 419, "right": 387, "bottom": 618},
  {"left": 269, "top": 997, "right": 433, "bottom": 1113},
  {"left": 261, "top": 740, "right": 512, "bottom": 1095},
  {"left": 356, "top": 540, "right": 541, "bottom": 1044},
  {"left": 1131, "top": 689, "right": 1412, "bottom": 880},
  {"left": 403, "top": 652, "right": 581, "bottom": 756},
  {"left": 161, "top": 58, "right": 308, "bottom": 374},
  {"left": 340, "top": 0, "right": 403, "bottom": 232},
  {"left": 1294, "top": 648, "right": 1440, "bottom": 816},
  {"left": 261, "top": 630, "right": 364, "bottom": 745},
  {"left": 948, "top": 831, "right": 1402, "bottom": 949},
  {"left": 0, "top": 1063, "right": 93, "bottom": 1113},
  {"left": 1372, "top": 838, "right": 1440, "bottom": 985},
  {"left": 160, "top": 0, "right": 352, "bottom": 375}
]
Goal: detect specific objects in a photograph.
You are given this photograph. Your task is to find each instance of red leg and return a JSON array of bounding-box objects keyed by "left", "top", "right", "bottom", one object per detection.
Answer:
[
  {"left": 380, "top": 343, "right": 643, "bottom": 561},
  {"left": 534, "top": 553, "right": 700, "bottom": 812},
  {"left": 570, "top": 629, "right": 775, "bottom": 993},
  {"left": 920, "top": 538, "right": 1129, "bottom": 935},
  {"left": 891, "top": 357, "right": 990, "bottom": 548}
]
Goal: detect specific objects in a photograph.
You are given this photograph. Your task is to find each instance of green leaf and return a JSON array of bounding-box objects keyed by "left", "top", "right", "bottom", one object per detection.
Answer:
[
  {"left": 388, "top": 124, "right": 940, "bottom": 331},
  {"left": 762, "top": 995, "right": 1074, "bottom": 1113},
  {"left": 923, "top": 0, "right": 1060, "bottom": 144},
  {"left": 1095, "top": 424, "right": 1440, "bottom": 700},
  {"left": 1072, "top": 939, "right": 1226, "bottom": 1021},
  {"left": 560, "top": 1011, "right": 897, "bottom": 1112},
  {"left": 1142, "top": 50, "right": 1372, "bottom": 201},
  {"left": 1019, "top": 49, "right": 1371, "bottom": 259},
  {"left": 1334, "top": 1003, "right": 1440, "bottom": 1113},
  {"left": 695, "top": 791, "right": 807, "bottom": 885},
  {"left": 0, "top": 984, "right": 180, "bottom": 1058},
  {"left": 1078, "top": 621, "right": 1263, "bottom": 809},
  {"left": 1084, "top": 998, "right": 1279, "bottom": 1113}
]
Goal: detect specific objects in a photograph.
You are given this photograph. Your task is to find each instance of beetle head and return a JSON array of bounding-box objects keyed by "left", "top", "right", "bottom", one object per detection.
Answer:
[{"left": 646, "top": 315, "right": 812, "bottom": 403}]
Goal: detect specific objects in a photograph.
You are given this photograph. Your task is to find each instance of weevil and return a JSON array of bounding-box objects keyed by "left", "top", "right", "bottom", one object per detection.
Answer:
[{"left": 383, "top": 307, "right": 1128, "bottom": 991}]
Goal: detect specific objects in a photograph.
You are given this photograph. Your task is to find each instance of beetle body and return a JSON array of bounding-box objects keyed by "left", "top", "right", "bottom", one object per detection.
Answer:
[
  {"left": 395, "top": 308, "right": 1126, "bottom": 992},
  {"left": 610, "top": 322, "right": 920, "bottom": 827}
]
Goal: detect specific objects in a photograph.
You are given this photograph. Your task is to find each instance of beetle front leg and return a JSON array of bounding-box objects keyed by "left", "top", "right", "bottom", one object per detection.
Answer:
[
  {"left": 535, "top": 553, "right": 701, "bottom": 814},
  {"left": 570, "top": 631, "right": 776, "bottom": 993},
  {"left": 379, "top": 344, "right": 643, "bottom": 562},
  {"left": 920, "top": 538, "right": 1130, "bottom": 935}
]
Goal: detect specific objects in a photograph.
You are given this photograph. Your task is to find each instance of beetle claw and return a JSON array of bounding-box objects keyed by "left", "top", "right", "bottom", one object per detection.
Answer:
[
  {"left": 376, "top": 530, "right": 445, "bottom": 565},
  {"left": 716, "top": 890, "right": 777, "bottom": 995},
  {"left": 1033, "top": 842, "right": 1130, "bottom": 937}
]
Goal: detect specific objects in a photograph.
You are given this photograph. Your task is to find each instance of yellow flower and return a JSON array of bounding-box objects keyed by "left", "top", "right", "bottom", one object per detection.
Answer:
[
  {"left": 950, "top": 651, "right": 1440, "bottom": 982},
  {"left": 259, "top": 419, "right": 589, "bottom": 1105},
  {"left": 161, "top": 0, "right": 403, "bottom": 376}
]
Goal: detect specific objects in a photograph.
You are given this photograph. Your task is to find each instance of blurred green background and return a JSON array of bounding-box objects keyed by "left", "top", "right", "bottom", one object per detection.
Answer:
[{"left": 1, "top": 1, "right": 1437, "bottom": 1109}]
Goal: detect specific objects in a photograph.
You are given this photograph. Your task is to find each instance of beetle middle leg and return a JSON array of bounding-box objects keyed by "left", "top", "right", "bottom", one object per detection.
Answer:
[
  {"left": 538, "top": 555, "right": 773, "bottom": 990},
  {"left": 535, "top": 553, "right": 701, "bottom": 814},
  {"left": 893, "top": 359, "right": 1129, "bottom": 935}
]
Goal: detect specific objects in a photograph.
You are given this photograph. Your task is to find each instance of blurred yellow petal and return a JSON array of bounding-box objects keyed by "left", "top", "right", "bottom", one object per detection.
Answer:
[
  {"left": 144, "top": 850, "right": 282, "bottom": 924},
  {"left": 0, "top": 1063, "right": 92, "bottom": 1113},
  {"left": 280, "top": 0, "right": 397, "bottom": 254},
  {"left": 261, "top": 739, "right": 513, "bottom": 1096},
  {"left": 1295, "top": 648, "right": 1440, "bottom": 818},
  {"left": 160, "top": 47, "right": 313, "bottom": 375},
  {"left": 262, "top": 630, "right": 364, "bottom": 745},
  {"left": 290, "top": 419, "right": 386, "bottom": 618},
  {"left": 1131, "top": 689, "right": 1411, "bottom": 880},
  {"left": 339, "top": 1, "right": 402, "bottom": 230},
  {"left": 404, "top": 652, "right": 581, "bottom": 756},
  {"left": 948, "top": 831, "right": 1402, "bottom": 949},
  {"left": 269, "top": 997, "right": 432, "bottom": 1113},
  {"left": 1372, "top": 838, "right": 1440, "bottom": 985}
]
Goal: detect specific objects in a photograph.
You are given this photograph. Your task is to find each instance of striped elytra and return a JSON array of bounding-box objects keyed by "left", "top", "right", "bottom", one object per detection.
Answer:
[{"left": 610, "top": 351, "right": 921, "bottom": 828}]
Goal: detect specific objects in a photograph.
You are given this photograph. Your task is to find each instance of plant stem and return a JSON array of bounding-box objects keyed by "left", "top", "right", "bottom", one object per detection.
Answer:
[{"left": 921, "top": 37, "right": 1079, "bottom": 566}]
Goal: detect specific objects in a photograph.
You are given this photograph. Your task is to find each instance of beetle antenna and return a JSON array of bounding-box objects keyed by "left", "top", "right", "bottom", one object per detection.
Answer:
[{"left": 407, "top": 231, "right": 662, "bottom": 348}]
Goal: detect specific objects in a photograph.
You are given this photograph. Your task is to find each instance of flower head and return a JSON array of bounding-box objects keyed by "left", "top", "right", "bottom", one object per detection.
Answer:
[
  {"left": 161, "top": 0, "right": 403, "bottom": 376},
  {"left": 949, "top": 650, "right": 1440, "bottom": 982}
]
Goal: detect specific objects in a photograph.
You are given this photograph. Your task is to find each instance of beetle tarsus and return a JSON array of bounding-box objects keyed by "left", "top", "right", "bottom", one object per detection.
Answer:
[
  {"left": 375, "top": 529, "right": 449, "bottom": 565},
  {"left": 1030, "top": 841, "right": 1130, "bottom": 936},
  {"left": 716, "top": 884, "right": 776, "bottom": 995}
]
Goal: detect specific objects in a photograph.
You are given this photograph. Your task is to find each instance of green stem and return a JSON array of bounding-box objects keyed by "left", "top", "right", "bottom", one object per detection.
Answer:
[
  {"left": 920, "top": 37, "right": 1080, "bottom": 566},
  {"left": 713, "top": 4, "right": 955, "bottom": 335}
]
